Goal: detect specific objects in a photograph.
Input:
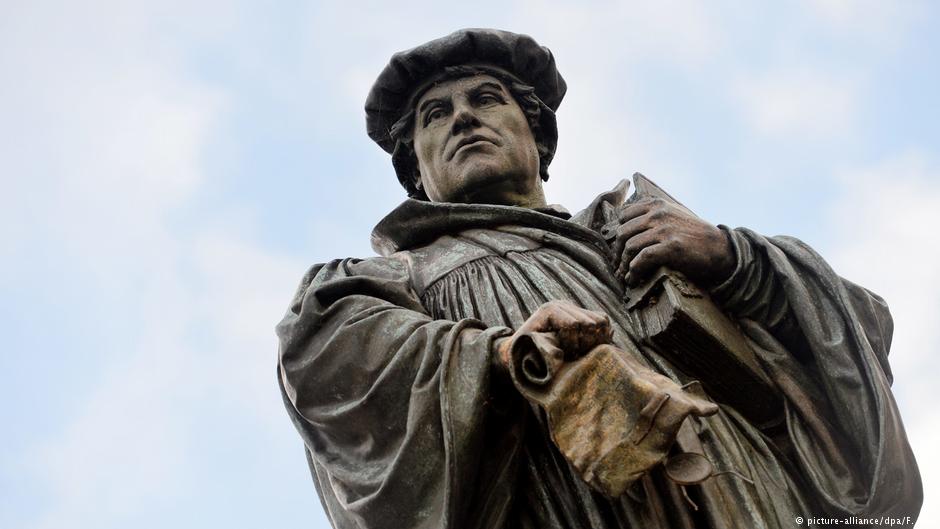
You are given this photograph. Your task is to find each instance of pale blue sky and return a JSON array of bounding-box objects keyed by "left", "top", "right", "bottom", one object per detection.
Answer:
[{"left": 2, "top": 1, "right": 939, "bottom": 528}]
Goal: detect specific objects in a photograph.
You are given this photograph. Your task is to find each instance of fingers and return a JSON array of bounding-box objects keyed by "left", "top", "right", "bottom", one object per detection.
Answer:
[
  {"left": 615, "top": 227, "right": 660, "bottom": 279},
  {"left": 521, "top": 300, "right": 611, "bottom": 357},
  {"left": 611, "top": 198, "right": 685, "bottom": 285},
  {"left": 547, "top": 301, "right": 612, "bottom": 356},
  {"left": 610, "top": 199, "right": 656, "bottom": 261},
  {"left": 624, "top": 243, "right": 674, "bottom": 287},
  {"left": 551, "top": 300, "right": 609, "bottom": 332},
  {"left": 617, "top": 198, "right": 656, "bottom": 223},
  {"left": 618, "top": 231, "right": 680, "bottom": 287},
  {"left": 611, "top": 214, "right": 653, "bottom": 268}
]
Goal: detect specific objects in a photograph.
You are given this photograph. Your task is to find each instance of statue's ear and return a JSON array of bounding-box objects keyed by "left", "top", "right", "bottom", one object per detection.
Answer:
[
  {"left": 535, "top": 139, "right": 552, "bottom": 181},
  {"left": 413, "top": 169, "right": 423, "bottom": 191}
]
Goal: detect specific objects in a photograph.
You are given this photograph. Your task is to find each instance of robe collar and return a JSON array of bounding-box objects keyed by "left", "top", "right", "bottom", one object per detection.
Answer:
[{"left": 371, "top": 199, "right": 607, "bottom": 256}]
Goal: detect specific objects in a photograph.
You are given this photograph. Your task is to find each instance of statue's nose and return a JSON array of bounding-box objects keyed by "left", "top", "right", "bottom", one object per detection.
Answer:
[{"left": 451, "top": 102, "right": 482, "bottom": 135}]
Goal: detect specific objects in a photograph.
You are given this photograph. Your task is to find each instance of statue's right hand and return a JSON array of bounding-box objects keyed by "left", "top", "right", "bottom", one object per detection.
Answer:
[{"left": 497, "top": 300, "right": 612, "bottom": 368}]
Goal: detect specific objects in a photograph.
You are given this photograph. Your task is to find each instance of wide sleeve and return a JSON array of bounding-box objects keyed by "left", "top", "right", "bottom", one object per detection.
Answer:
[
  {"left": 276, "top": 257, "right": 517, "bottom": 529},
  {"left": 710, "top": 227, "right": 922, "bottom": 520}
]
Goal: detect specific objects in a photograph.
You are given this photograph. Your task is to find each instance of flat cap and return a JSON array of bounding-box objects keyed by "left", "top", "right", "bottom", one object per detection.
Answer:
[{"left": 365, "top": 28, "right": 567, "bottom": 154}]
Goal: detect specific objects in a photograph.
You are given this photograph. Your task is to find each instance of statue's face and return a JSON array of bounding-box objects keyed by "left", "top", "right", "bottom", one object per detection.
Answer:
[{"left": 412, "top": 74, "right": 542, "bottom": 206}]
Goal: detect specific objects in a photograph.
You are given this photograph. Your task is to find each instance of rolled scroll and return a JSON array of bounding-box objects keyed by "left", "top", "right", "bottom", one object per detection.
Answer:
[{"left": 506, "top": 333, "right": 718, "bottom": 497}]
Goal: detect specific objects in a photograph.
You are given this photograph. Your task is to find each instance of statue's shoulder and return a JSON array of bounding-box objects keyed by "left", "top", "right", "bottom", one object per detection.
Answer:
[
  {"left": 282, "top": 254, "right": 421, "bottom": 316},
  {"left": 296, "top": 254, "right": 413, "bottom": 287}
]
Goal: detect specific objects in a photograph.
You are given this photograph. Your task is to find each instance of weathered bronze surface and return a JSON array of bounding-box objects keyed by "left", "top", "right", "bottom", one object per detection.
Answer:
[{"left": 277, "top": 28, "right": 922, "bottom": 528}]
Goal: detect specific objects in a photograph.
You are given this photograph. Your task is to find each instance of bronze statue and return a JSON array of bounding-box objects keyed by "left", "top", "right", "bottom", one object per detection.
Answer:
[{"left": 277, "top": 29, "right": 922, "bottom": 528}]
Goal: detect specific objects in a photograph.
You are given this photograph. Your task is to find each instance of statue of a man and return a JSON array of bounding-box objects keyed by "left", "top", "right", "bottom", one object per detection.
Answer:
[{"left": 277, "top": 29, "right": 922, "bottom": 528}]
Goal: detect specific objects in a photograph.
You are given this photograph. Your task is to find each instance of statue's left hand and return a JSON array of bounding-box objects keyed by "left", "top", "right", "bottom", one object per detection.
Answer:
[{"left": 610, "top": 197, "right": 735, "bottom": 288}]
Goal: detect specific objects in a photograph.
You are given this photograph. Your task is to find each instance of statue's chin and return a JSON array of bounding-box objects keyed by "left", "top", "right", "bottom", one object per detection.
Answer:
[{"left": 449, "top": 161, "right": 539, "bottom": 206}]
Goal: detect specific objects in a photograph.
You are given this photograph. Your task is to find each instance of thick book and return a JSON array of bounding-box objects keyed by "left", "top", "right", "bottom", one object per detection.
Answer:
[{"left": 606, "top": 174, "right": 781, "bottom": 427}]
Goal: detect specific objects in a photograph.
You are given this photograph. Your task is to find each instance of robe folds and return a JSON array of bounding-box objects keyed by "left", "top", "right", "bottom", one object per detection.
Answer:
[{"left": 277, "top": 184, "right": 921, "bottom": 529}]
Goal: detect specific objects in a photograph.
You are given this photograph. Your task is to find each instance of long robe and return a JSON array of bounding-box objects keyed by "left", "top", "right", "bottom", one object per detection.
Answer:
[{"left": 277, "top": 185, "right": 921, "bottom": 528}]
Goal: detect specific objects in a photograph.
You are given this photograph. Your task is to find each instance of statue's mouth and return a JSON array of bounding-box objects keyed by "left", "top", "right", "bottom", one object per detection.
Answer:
[{"left": 451, "top": 135, "right": 497, "bottom": 159}]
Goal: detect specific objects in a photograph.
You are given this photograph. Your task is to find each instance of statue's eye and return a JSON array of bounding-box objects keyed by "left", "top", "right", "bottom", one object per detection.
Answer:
[
  {"left": 477, "top": 93, "right": 502, "bottom": 106},
  {"left": 424, "top": 107, "right": 446, "bottom": 126}
]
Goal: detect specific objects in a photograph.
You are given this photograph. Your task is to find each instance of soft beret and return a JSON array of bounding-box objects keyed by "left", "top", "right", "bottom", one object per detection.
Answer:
[{"left": 365, "top": 28, "right": 567, "bottom": 153}]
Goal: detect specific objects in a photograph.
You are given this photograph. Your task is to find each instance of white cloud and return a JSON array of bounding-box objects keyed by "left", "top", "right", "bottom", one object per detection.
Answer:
[
  {"left": 734, "top": 68, "right": 860, "bottom": 139},
  {"left": 499, "top": 0, "right": 724, "bottom": 209},
  {"left": 30, "top": 339, "right": 198, "bottom": 528},
  {"left": 26, "top": 226, "right": 308, "bottom": 528},
  {"left": 544, "top": 78, "right": 697, "bottom": 212},
  {"left": 825, "top": 152, "right": 940, "bottom": 524},
  {"left": 516, "top": 0, "right": 721, "bottom": 69},
  {"left": 0, "top": 2, "right": 225, "bottom": 287},
  {"left": 0, "top": 2, "right": 292, "bottom": 527},
  {"left": 609, "top": 0, "right": 722, "bottom": 67},
  {"left": 804, "top": 0, "right": 926, "bottom": 47},
  {"left": 190, "top": 229, "right": 306, "bottom": 423}
]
